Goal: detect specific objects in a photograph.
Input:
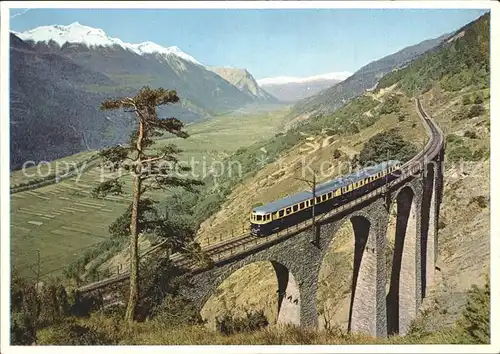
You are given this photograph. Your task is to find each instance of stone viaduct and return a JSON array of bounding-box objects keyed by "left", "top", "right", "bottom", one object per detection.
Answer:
[
  {"left": 182, "top": 148, "right": 445, "bottom": 338},
  {"left": 76, "top": 100, "right": 445, "bottom": 338}
]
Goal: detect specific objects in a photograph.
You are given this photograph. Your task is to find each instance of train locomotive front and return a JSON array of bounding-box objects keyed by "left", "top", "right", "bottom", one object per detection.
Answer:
[{"left": 249, "top": 160, "right": 402, "bottom": 237}]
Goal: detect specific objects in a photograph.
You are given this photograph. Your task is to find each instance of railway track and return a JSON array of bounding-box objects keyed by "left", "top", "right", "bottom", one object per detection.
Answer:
[{"left": 77, "top": 98, "right": 444, "bottom": 294}]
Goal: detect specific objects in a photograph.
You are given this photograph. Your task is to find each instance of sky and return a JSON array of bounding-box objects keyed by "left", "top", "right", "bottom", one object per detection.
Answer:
[{"left": 9, "top": 8, "right": 488, "bottom": 80}]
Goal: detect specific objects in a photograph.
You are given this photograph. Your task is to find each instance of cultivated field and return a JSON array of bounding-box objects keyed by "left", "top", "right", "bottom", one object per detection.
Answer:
[{"left": 10, "top": 106, "right": 290, "bottom": 278}]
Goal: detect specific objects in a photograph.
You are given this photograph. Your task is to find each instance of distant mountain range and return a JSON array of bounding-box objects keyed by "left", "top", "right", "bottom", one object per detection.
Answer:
[
  {"left": 286, "top": 32, "right": 452, "bottom": 125},
  {"left": 257, "top": 72, "right": 351, "bottom": 102},
  {"left": 9, "top": 21, "right": 454, "bottom": 169},
  {"left": 10, "top": 22, "right": 278, "bottom": 169}
]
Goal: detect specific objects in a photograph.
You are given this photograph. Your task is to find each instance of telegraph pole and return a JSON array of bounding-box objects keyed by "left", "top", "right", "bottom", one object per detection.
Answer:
[
  {"left": 294, "top": 170, "right": 319, "bottom": 247},
  {"left": 385, "top": 149, "right": 389, "bottom": 186},
  {"left": 383, "top": 149, "right": 390, "bottom": 210}
]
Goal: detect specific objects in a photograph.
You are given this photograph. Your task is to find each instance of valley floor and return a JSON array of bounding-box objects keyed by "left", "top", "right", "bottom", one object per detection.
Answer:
[{"left": 10, "top": 106, "right": 291, "bottom": 279}]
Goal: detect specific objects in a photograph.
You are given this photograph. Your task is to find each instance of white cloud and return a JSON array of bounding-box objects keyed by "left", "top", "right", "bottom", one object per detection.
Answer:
[{"left": 10, "top": 9, "right": 31, "bottom": 20}]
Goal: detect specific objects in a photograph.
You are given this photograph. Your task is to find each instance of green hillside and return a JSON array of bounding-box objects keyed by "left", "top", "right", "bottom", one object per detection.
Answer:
[{"left": 10, "top": 107, "right": 289, "bottom": 279}]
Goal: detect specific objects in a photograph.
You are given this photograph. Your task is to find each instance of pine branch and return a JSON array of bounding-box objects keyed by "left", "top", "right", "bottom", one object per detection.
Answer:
[
  {"left": 91, "top": 178, "right": 124, "bottom": 199},
  {"left": 151, "top": 175, "right": 204, "bottom": 193}
]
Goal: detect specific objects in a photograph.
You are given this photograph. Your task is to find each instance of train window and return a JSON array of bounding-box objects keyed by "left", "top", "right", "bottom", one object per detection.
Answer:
[
  {"left": 267, "top": 214, "right": 271, "bottom": 221},
  {"left": 316, "top": 197, "right": 321, "bottom": 203},
  {"left": 293, "top": 205, "right": 298, "bottom": 212},
  {"left": 299, "top": 202, "right": 305, "bottom": 209},
  {"left": 256, "top": 215, "right": 262, "bottom": 221},
  {"left": 328, "top": 192, "right": 333, "bottom": 198},
  {"left": 321, "top": 195, "right": 326, "bottom": 201},
  {"left": 279, "top": 210, "right": 284, "bottom": 218},
  {"left": 286, "top": 207, "right": 291, "bottom": 214}
]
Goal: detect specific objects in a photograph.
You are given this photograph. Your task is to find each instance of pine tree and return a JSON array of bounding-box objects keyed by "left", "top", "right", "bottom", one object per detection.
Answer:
[{"left": 93, "top": 86, "right": 202, "bottom": 322}]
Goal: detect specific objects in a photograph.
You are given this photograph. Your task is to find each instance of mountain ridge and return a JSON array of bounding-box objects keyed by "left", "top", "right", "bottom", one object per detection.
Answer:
[
  {"left": 287, "top": 31, "right": 453, "bottom": 125},
  {"left": 13, "top": 22, "right": 202, "bottom": 64},
  {"left": 207, "top": 66, "right": 277, "bottom": 102}
]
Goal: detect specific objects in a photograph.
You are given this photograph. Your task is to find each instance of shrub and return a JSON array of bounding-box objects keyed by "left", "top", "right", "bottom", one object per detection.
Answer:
[
  {"left": 456, "top": 276, "right": 490, "bottom": 344},
  {"left": 462, "top": 95, "right": 471, "bottom": 105},
  {"left": 447, "top": 145, "right": 474, "bottom": 162},
  {"left": 38, "top": 283, "right": 70, "bottom": 327},
  {"left": 150, "top": 294, "right": 203, "bottom": 327},
  {"left": 358, "top": 129, "right": 418, "bottom": 165},
  {"left": 469, "top": 195, "right": 488, "bottom": 209},
  {"left": 463, "top": 131, "right": 478, "bottom": 139},
  {"left": 446, "top": 134, "right": 461, "bottom": 144},
  {"left": 472, "top": 147, "right": 488, "bottom": 160},
  {"left": 11, "top": 311, "right": 37, "bottom": 345},
  {"left": 37, "top": 319, "right": 115, "bottom": 345},
  {"left": 215, "top": 310, "right": 269, "bottom": 335},
  {"left": 10, "top": 274, "right": 79, "bottom": 345},
  {"left": 473, "top": 92, "right": 484, "bottom": 104},
  {"left": 467, "top": 104, "right": 485, "bottom": 118},
  {"left": 453, "top": 107, "right": 469, "bottom": 121},
  {"left": 379, "top": 94, "right": 401, "bottom": 115}
]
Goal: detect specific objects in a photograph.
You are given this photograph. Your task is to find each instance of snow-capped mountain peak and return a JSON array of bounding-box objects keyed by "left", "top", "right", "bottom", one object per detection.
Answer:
[
  {"left": 14, "top": 22, "right": 130, "bottom": 49},
  {"left": 13, "top": 22, "right": 201, "bottom": 65},
  {"left": 132, "top": 41, "right": 201, "bottom": 65}
]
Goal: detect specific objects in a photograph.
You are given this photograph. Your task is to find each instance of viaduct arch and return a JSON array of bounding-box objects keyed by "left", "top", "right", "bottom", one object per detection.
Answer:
[{"left": 181, "top": 166, "right": 442, "bottom": 337}]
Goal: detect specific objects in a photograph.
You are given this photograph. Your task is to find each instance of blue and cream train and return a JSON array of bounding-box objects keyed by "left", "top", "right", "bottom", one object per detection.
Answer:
[{"left": 250, "top": 160, "right": 402, "bottom": 237}]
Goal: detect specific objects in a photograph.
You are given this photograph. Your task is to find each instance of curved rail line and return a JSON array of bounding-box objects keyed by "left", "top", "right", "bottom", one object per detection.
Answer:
[{"left": 77, "top": 98, "right": 444, "bottom": 293}]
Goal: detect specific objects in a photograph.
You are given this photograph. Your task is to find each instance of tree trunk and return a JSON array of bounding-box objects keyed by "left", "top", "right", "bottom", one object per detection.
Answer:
[
  {"left": 125, "top": 173, "right": 141, "bottom": 322},
  {"left": 125, "top": 116, "right": 144, "bottom": 323}
]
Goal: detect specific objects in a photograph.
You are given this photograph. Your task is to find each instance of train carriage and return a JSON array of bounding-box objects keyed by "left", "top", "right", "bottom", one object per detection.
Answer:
[{"left": 250, "top": 160, "right": 402, "bottom": 237}]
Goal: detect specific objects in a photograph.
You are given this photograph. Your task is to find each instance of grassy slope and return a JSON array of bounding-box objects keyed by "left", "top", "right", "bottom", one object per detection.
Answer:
[
  {"left": 10, "top": 107, "right": 290, "bottom": 279},
  {"left": 200, "top": 86, "right": 489, "bottom": 332},
  {"left": 198, "top": 87, "right": 427, "bottom": 328},
  {"left": 412, "top": 84, "right": 490, "bottom": 332},
  {"left": 38, "top": 308, "right": 483, "bottom": 345},
  {"left": 197, "top": 13, "right": 490, "bottom": 333}
]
